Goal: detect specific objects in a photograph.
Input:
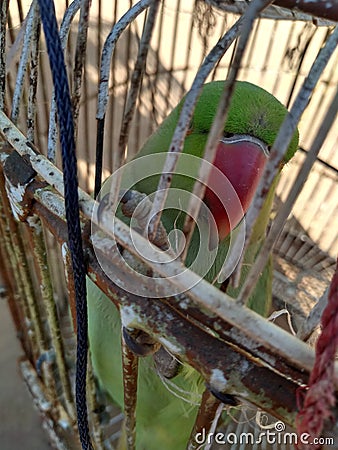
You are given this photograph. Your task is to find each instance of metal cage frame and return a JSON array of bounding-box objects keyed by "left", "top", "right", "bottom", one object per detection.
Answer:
[{"left": 0, "top": 1, "right": 337, "bottom": 449}]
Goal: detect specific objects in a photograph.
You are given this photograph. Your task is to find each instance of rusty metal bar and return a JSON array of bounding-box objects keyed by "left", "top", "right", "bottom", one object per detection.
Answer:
[
  {"left": 0, "top": 161, "right": 42, "bottom": 359},
  {"left": 0, "top": 0, "right": 8, "bottom": 110},
  {"left": 104, "top": 0, "right": 118, "bottom": 174},
  {"left": 61, "top": 241, "right": 79, "bottom": 334},
  {"left": 27, "top": 214, "right": 76, "bottom": 420},
  {"left": 186, "top": 389, "right": 222, "bottom": 450},
  {"left": 239, "top": 86, "right": 338, "bottom": 307},
  {"left": 147, "top": 14, "right": 243, "bottom": 240},
  {"left": 0, "top": 163, "right": 65, "bottom": 414},
  {"left": 47, "top": 0, "right": 82, "bottom": 162},
  {"left": 96, "top": 0, "right": 153, "bottom": 121},
  {"left": 1, "top": 153, "right": 63, "bottom": 398},
  {"left": 95, "top": 0, "right": 153, "bottom": 188},
  {"left": 86, "top": 252, "right": 304, "bottom": 427},
  {"left": 121, "top": 336, "right": 139, "bottom": 450},
  {"left": 0, "top": 171, "right": 31, "bottom": 348},
  {"left": 26, "top": 1, "right": 40, "bottom": 142},
  {"left": 274, "top": 0, "right": 338, "bottom": 22},
  {"left": 236, "top": 25, "right": 338, "bottom": 302},
  {"left": 163, "top": 0, "right": 181, "bottom": 113},
  {"left": 86, "top": 360, "right": 106, "bottom": 449},
  {"left": 20, "top": 358, "right": 81, "bottom": 450},
  {"left": 0, "top": 139, "right": 335, "bottom": 435},
  {"left": 25, "top": 188, "right": 311, "bottom": 422},
  {"left": 10, "top": 176, "right": 309, "bottom": 425},
  {"left": 0, "top": 112, "right": 320, "bottom": 378},
  {"left": 72, "top": 0, "right": 90, "bottom": 139},
  {"left": 1, "top": 5, "right": 338, "bottom": 445},
  {"left": 23, "top": 222, "right": 60, "bottom": 406},
  {"left": 108, "top": 0, "right": 160, "bottom": 206},
  {"left": 10, "top": 1, "right": 38, "bottom": 124},
  {"left": 208, "top": 0, "right": 338, "bottom": 24},
  {"left": 182, "top": 0, "right": 274, "bottom": 260}
]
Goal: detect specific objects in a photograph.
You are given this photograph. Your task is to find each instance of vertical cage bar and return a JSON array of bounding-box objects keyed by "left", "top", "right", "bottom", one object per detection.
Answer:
[
  {"left": 122, "top": 337, "right": 139, "bottom": 450},
  {"left": 27, "top": 215, "right": 76, "bottom": 419},
  {"left": 27, "top": 7, "right": 40, "bottom": 142},
  {"left": 0, "top": 0, "right": 9, "bottom": 110},
  {"left": 186, "top": 389, "right": 222, "bottom": 450}
]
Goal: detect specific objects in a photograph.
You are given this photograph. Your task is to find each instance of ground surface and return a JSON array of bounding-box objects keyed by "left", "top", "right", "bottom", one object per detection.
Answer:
[{"left": 0, "top": 298, "right": 50, "bottom": 450}]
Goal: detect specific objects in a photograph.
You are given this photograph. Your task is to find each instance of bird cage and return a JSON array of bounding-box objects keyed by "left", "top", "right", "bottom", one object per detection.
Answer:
[{"left": 0, "top": 1, "right": 337, "bottom": 449}]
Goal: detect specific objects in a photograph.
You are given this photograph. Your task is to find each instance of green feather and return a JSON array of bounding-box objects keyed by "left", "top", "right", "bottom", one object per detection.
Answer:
[
  {"left": 136, "top": 80, "right": 299, "bottom": 163},
  {"left": 87, "top": 280, "right": 204, "bottom": 450},
  {"left": 88, "top": 80, "right": 299, "bottom": 449}
]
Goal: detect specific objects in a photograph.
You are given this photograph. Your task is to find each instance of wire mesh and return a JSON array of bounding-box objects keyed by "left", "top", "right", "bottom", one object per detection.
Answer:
[{"left": 0, "top": 1, "right": 337, "bottom": 449}]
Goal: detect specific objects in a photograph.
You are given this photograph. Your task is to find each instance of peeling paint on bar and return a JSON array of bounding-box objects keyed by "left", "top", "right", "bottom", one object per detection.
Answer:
[
  {"left": 121, "top": 339, "right": 138, "bottom": 450},
  {"left": 0, "top": 113, "right": 325, "bottom": 377},
  {"left": 26, "top": 215, "right": 42, "bottom": 232},
  {"left": 120, "top": 305, "right": 142, "bottom": 328},
  {"left": 61, "top": 242, "right": 69, "bottom": 261},
  {"left": 159, "top": 337, "right": 183, "bottom": 356},
  {"left": 1, "top": 112, "right": 337, "bottom": 427},
  {"left": 210, "top": 368, "right": 228, "bottom": 392},
  {"left": 4, "top": 180, "right": 26, "bottom": 220},
  {"left": 36, "top": 188, "right": 67, "bottom": 221},
  {"left": 27, "top": 191, "right": 314, "bottom": 423}
]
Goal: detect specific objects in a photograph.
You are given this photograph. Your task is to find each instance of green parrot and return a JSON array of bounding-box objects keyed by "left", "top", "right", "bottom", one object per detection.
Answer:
[{"left": 87, "top": 81, "right": 299, "bottom": 449}]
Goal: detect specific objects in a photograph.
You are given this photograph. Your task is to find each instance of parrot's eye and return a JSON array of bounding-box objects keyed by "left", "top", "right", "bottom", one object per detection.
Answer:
[{"left": 223, "top": 132, "right": 234, "bottom": 138}]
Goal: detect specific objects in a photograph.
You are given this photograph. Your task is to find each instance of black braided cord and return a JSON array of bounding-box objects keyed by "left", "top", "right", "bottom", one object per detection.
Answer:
[{"left": 37, "top": 1, "right": 93, "bottom": 449}]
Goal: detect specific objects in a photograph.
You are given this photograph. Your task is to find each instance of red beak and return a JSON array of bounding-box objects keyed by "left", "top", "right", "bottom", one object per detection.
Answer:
[{"left": 204, "top": 135, "right": 268, "bottom": 242}]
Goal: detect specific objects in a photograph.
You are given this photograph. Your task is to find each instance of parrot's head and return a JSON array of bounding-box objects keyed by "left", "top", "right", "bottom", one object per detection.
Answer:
[{"left": 183, "top": 81, "right": 299, "bottom": 241}]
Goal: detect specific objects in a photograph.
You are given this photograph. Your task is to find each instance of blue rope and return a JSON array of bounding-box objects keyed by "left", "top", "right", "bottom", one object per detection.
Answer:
[{"left": 37, "top": 1, "right": 92, "bottom": 449}]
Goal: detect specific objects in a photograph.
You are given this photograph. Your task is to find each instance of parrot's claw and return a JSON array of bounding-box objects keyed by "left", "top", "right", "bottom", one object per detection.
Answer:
[
  {"left": 154, "top": 346, "right": 181, "bottom": 379},
  {"left": 96, "top": 190, "right": 131, "bottom": 223},
  {"left": 220, "top": 278, "right": 230, "bottom": 292},
  {"left": 122, "top": 327, "right": 160, "bottom": 357},
  {"left": 207, "top": 385, "right": 238, "bottom": 406},
  {"left": 119, "top": 188, "right": 133, "bottom": 204},
  {"left": 97, "top": 190, "right": 170, "bottom": 251},
  {"left": 120, "top": 189, "right": 170, "bottom": 251}
]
